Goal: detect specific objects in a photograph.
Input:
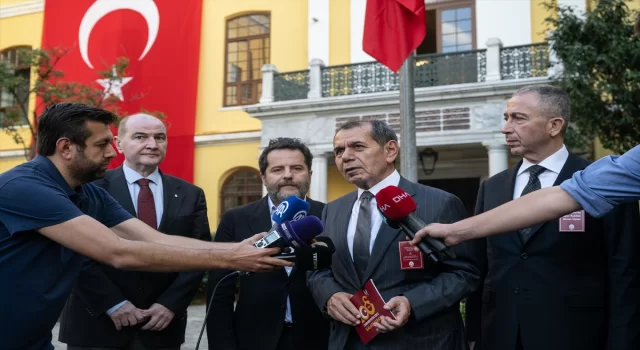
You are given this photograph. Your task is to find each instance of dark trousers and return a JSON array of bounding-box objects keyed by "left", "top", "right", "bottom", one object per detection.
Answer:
[
  {"left": 515, "top": 327, "right": 524, "bottom": 350},
  {"left": 67, "top": 333, "right": 180, "bottom": 350},
  {"left": 275, "top": 324, "right": 295, "bottom": 350}
]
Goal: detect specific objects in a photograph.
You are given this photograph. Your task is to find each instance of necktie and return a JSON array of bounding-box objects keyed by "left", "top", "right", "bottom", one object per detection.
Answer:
[
  {"left": 518, "top": 165, "right": 546, "bottom": 242},
  {"left": 136, "top": 178, "right": 157, "bottom": 229},
  {"left": 353, "top": 191, "right": 373, "bottom": 283}
]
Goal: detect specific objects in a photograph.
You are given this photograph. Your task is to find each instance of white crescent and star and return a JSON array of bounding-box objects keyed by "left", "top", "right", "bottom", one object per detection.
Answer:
[{"left": 78, "top": 0, "right": 160, "bottom": 101}]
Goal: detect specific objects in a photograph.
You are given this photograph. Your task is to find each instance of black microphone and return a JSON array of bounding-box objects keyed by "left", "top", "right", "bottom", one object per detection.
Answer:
[
  {"left": 375, "top": 186, "right": 456, "bottom": 262},
  {"left": 274, "top": 236, "right": 335, "bottom": 270}
]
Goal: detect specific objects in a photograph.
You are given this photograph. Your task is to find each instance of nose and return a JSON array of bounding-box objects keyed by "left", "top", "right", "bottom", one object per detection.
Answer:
[
  {"left": 105, "top": 143, "right": 117, "bottom": 159},
  {"left": 341, "top": 148, "right": 355, "bottom": 162},
  {"left": 283, "top": 167, "right": 293, "bottom": 179},
  {"left": 500, "top": 121, "right": 513, "bottom": 135},
  {"left": 144, "top": 137, "right": 159, "bottom": 149}
]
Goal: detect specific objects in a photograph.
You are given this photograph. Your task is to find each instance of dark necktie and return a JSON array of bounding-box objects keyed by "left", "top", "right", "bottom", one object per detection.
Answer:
[
  {"left": 136, "top": 178, "right": 157, "bottom": 229},
  {"left": 353, "top": 191, "right": 373, "bottom": 283},
  {"left": 518, "top": 165, "right": 546, "bottom": 242}
]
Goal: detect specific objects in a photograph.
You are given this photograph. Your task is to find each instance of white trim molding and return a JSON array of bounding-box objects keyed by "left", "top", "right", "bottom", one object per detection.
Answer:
[
  {"left": 194, "top": 131, "right": 261, "bottom": 147},
  {"left": 0, "top": 0, "right": 44, "bottom": 19},
  {"left": 0, "top": 149, "right": 28, "bottom": 160}
]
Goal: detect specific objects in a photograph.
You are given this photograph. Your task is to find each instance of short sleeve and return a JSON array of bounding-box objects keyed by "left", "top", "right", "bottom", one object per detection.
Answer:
[
  {"left": 95, "top": 187, "right": 133, "bottom": 228},
  {"left": 0, "top": 176, "right": 84, "bottom": 235},
  {"left": 560, "top": 145, "right": 640, "bottom": 218}
]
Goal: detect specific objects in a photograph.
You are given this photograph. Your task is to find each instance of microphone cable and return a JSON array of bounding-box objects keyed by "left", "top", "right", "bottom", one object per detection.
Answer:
[{"left": 195, "top": 270, "right": 241, "bottom": 350}]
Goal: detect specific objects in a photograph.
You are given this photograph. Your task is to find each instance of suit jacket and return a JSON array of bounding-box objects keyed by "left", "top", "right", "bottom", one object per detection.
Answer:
[
  {"left": 465, "top": 152, "right": 640, "bottom": 350},
  {"left": 58, "top": 167, "right": 211, "bottom": 348},
  {"left": 308, "top": 177, "right": 483, "bottom": 350},
  {"left": 206, "top": 196, "right": 330, "bottom": 350}
]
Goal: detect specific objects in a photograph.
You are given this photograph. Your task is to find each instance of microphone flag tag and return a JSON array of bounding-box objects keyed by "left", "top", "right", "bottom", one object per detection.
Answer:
[
  {"left": 349, "top": 279, "right": 396, "bottom": 344},
  {"left": 398, "top": 241, "right": 424, "bottom": 270}
]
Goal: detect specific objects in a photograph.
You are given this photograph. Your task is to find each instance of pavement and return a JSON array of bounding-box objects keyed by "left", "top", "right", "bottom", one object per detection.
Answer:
[{"left": 51, "top": 304, "right": 210, "bottom": 350}]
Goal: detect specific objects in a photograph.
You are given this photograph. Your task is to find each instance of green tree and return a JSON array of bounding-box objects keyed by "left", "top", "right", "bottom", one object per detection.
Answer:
[
  {"left": 544, "top": 0, "right": 640, "bottom": 154},
  {"left": 0, "top": 47, "right": 161, "bottom": 160}
]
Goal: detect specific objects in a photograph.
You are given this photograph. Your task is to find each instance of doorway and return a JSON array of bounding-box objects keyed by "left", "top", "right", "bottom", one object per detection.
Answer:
[{"left": 419, "top": 177, "right": 480, "bottom": 217}]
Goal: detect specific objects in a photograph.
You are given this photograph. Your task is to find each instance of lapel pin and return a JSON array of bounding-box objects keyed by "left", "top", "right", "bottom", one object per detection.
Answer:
[{"left": 174, "top": 194, "right": 178, "bottom": 198}]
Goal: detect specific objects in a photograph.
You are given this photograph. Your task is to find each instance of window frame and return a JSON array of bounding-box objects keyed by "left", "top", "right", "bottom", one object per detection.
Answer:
[
  {"left": 223, "top": 12, "right": 271, "bottom": 107},
  {"left": 219, "top": 167, "right": 264, "bottom": 217},
  {"left": 0, "top": 46, "right": 32, "bottom": 127},
  {"left": 427, "top": 0, "right": 477, "bottom": 53}
]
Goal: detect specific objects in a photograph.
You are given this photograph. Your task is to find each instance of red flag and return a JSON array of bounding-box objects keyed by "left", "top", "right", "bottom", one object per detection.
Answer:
[
  {"left": 41, "top": 0, "right": 201, "bottom": 183},
  {"left": 363, "top": 0, "right": 427, "bottom": 72}
]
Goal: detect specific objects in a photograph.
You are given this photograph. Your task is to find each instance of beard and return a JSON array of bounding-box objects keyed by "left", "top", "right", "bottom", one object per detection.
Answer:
[
  {"left": 68, "top": 150, "right": 109, "bottom": 184},
  {"left": 267, "top": 180, "right": 310, "bottom": 205}
]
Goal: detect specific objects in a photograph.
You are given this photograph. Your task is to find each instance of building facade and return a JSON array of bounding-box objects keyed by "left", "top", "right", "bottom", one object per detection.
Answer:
[{"left": 0, "top": 0, "right": 635, "bottom": 228}]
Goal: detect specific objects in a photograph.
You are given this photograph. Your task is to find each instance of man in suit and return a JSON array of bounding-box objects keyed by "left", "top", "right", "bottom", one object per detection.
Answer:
[
  {"left": 308, "top": 120, "right": 482, "bottom": 350},
  {"left": 59, "top": 113, "right": 211, "bottom": 349},
  {"left": 206, "top": 137, "right": 330, "bottom": 350},
  {"left": 465, "top": 84, "right": 640, "bottom": 350}
]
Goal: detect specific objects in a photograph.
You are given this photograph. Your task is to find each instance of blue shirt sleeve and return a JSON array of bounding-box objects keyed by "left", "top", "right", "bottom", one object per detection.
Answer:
[
  {"left": 0, "top": 176, "right": 84, "bottom": 235},
  {"left": 94, "top": 186, "right": 134, "bottom": 228},
  {"left": 560, "top": 145, "right": 640, "bottom": 218},
  {"left": 106, "top": 300, "right": 129, "bottom": 315}
]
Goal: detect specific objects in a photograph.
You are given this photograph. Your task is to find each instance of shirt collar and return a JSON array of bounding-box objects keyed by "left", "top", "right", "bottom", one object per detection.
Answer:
[
  {"left": 357, "top": 169, "right": 401, "bottom": 199},
  {"left": 33, "top": 155, "right": 77, "bottom": 196},
  {"left": 122, "top": 162, "right": 162, "bottom": 186},
  {"left": 517, "top": 144, "right": 569, "bottom": 176}
]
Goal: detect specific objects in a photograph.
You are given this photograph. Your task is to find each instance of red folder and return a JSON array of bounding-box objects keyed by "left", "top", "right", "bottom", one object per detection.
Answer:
[{"left": 349, "top": 279, "right": 397, "bottom": 344}]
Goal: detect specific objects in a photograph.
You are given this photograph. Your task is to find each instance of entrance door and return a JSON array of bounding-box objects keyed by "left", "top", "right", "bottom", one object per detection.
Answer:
[{"left": 419, "top": 178, "right": 480, "bottom": 217}]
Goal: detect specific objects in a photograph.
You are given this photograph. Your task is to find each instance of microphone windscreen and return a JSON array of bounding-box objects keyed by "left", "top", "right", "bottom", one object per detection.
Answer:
[
  {"left": 272, "top": 196, "right": 310, "bottom": 224},
  {"left": 311, "top": 236, "right": 336, "bottom": 253},
  {"left": 293, "top": 238, "right": 334, "bottom": 271},
  {"left": 375, "top": 186, "right": 417, "bottom": 221},
  {"left": 278, "top": 215, "right": 324, "bottom": 249}
]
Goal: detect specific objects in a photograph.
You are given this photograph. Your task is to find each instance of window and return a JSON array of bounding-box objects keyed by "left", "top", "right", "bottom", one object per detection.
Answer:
[
  {"left": 220, "top": 168, "right": 263, "bottom": 215},
  {"left": 417, "top": 1, "right": 476, "bottom": 55},
  {"left": 0, "top": 46, "right": 31, "bottom": 126},
  {"left": 224, "top": 13, "right": 270, "bottom": 106}
]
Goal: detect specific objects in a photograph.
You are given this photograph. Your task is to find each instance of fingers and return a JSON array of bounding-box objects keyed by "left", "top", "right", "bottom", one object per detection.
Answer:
[
  {"left": 245, "top": 232, "right": 267, "bottom": 245},
  {"left": 110, "top": 316, "right": 122, "bottom": 331},
  {"left": 410, "top": 227, "right": 428, "bottom": 246},
  {"left": 125, "top": 313, "right": 137, "bottom": 327},
  {"left": 140, "top": 313, "right": 160, "bottom": 331},
  {"left": 133, "top": 309, "right": 147, "bottom": 323},
  {"left": 328, "top": 293, "right": 360, "bottom": 326}
]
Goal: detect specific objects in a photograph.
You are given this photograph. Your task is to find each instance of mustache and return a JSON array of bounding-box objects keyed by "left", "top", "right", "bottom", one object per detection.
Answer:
[{"left": 278, "top": 181, "right": 299, "bottom": 188}]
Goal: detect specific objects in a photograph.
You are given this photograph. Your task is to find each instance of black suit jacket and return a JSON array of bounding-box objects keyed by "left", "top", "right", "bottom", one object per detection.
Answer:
[
  {"left": 308, "top": 177, "right": 482, "bottom": 350},
  {"left": 206, "top": 196, "right": 330, "bottom": 350},
  {"left": 466, "top": 152, "right": 640, "bottom": 350},
  {"left": 58, "top": 167, "right": 211, "bottom": 348}
]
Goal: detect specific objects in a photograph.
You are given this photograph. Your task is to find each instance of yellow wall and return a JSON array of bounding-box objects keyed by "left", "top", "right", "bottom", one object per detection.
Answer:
[
  {"left": 329, "top": 0, "right": 350, "bottom": 65},
  {"left": 327, "top": 165, "right": 354, "bottom": 202},
  {"left": 194, "top": 141, "right": 262, "bottom": 229},
  {"left": 0, "top": 156, "right": 26, "bottom": 173},
  {"left": 195, "top": 0, "right": 309, "bottom": 136},
  {"left": 530, "top": 0, "right": 556, "bottom": 43}
]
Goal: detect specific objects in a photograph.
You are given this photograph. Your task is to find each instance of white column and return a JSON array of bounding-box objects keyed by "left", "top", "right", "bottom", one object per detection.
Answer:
[
  {"left": 310, "top": 152, "right": 328, "bottom": 203},
  {"left": 483, "top": 141, "right": 509, "bottom": 177},
  {"left": 476, "top": 1, "right": 531, "bottom": 48},
  {"left": 485, "top": 38, "right": 502, "bottom": 81},
  {"left": 260, "top": 64, "right": 278, "bottom": 103},
  {"left": 350, "top": 0, "right": 373, "bottom": 63},
  {"left": 308, "top": 0, "right": 330, "bottom": 65},
  {"left": 308, "top": 59, "right": 325, "bottom": 99}
]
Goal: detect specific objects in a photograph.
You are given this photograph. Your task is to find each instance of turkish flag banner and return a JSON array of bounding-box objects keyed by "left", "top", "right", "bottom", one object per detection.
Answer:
[
  {"left": 363, "top": 0, "right": 426, "bottom": 73},
  {"left": 41, "top": 0, "right": 202, "bottom": 182}
]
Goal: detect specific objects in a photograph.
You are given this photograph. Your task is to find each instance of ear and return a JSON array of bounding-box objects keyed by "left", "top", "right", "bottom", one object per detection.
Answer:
[
  {"left": 385, "top": 140, "right": 399, "bottom": 163},
  {"left": 548, "top": 117, "right": 565, "bottom": 137},
  {"left": 55, "top": 137, "right": 75, "bottom": 160},
  {"left": 260, "top": 173, "right": 267, "bottom": 187},
  {"left": 113, "top": 135, "right": 124, "bottom": 153}
]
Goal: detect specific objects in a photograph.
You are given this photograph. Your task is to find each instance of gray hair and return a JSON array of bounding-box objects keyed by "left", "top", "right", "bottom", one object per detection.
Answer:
[
  {"left": 513, "top": 84, "right": 571, "bottom": 134},
  {"left": 335, "top": 120, "right": 398, "bottom": 146}
]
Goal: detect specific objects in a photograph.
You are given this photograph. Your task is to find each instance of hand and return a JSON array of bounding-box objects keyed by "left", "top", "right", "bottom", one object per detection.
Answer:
[
  {"left": 469, "top": 342, "right": 476, "bottom": 350},
  {"left": 410, "top": 223, "right": 463, "bottom": 248},
  {"left": 227, "top": 233, "right": 293, "bottom": 272},
  {"left": 140, "top": 303, "right": 175, "bottom": 331},
  {"left": 327, "top": 292, "right": 361, "bottom": 326},
  {"left": 373, "top": 296, "right": 411, "bottom": 333},
  {"left": 109, "top": 301, "right": 147, "bottom": 331}
]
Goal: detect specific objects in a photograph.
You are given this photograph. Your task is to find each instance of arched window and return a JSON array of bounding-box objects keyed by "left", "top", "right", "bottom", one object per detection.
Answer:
[
  {"left": 224, "top": 12, "right": 270, "bottom": 106},
  {"left": 220, "top": 168, "right": 263, "bottom": 215},
  {"left": 0, "top": 46, "right": 31, "bottom": 126}
]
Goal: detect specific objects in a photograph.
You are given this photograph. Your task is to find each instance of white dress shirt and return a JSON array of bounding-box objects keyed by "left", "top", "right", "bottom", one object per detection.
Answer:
[
  {"left": 268, "top": 196, "right": 296, "bottom": 323},
  {"left": 122, "top": 162, "right": 164, "bottom": 228},
  {"left": 347, "top": 170, "right": 401, "bottom": 259},
  {"left": 513, "top": 145, "right": 569, "bottom": 199},
  {"left": 106, "top": 163, "right": 164, "bottom": 315}
]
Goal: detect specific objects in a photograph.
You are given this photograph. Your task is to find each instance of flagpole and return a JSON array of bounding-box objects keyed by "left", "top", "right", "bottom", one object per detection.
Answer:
[{"left": 399, "top": 52, "right": 417, "bottom": 182}]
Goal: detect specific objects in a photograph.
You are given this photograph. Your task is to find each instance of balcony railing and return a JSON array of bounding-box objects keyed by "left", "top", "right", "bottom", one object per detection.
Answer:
[{"left": 261, "top": 40, "right": 551, "bottom": 103}]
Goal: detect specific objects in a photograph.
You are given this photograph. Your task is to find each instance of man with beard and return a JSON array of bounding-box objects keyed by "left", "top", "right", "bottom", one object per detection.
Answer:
[
  {"left": 0, "top": 103, "right": 292, "bottom": 350},
  {"left": 206, "top": 137, "right": 329, "bottom": 350},
  {"left": 58, "top": 114, "right": 211, "bottom": 349}
]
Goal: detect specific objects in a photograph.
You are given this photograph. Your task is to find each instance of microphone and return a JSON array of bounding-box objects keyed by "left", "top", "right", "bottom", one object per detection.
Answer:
[
  {"left": 275, "top": 236, "right": 335, "bottom": 271},
  {"left": 254, "top": 215, "right": 323, "bottom": 250},
  {"left": 272, "top": 195, "right": 310, "bottom": 224},
  {"left": 254, "top": 196, "right": 311, "bottom": 249},
  {"left": 375, "top": 185, "right": 456, "bottom": 262}
]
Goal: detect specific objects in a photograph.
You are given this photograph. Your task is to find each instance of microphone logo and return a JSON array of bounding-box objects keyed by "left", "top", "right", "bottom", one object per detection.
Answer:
[
  {"left": 379, "top": 204, "right": 391, "bottom": 212},
  {"left": 392, "top": 192, "right": 410, "bottom": 203},
  {"left": 274, "top": 201, "right": 289, "bottom": 217},
  {"left": 292, "top": 210, "right": 307, "bottom": 221}
]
